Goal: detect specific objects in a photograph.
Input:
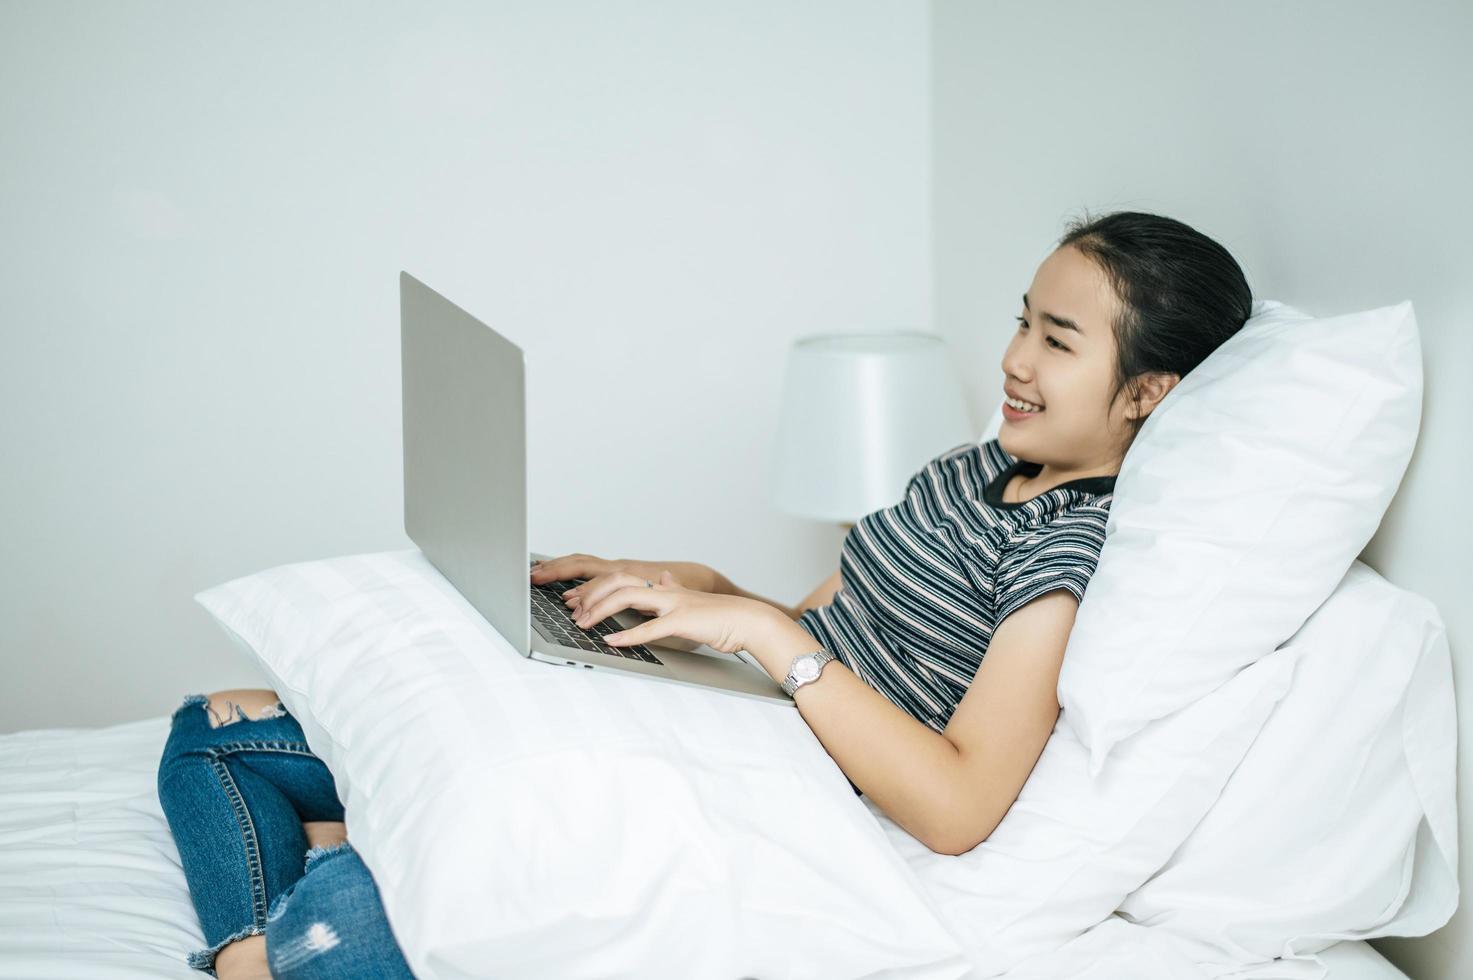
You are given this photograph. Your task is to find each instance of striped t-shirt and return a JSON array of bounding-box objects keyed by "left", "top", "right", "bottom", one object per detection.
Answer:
[{"left": 796, "top": 437, "right": 1116, "bottom": 735}]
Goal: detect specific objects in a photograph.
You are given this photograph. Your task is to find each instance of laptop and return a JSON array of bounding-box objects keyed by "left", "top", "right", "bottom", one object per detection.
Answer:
[{"left": 400, "top": 271, "right": 795, "bottom": 706}]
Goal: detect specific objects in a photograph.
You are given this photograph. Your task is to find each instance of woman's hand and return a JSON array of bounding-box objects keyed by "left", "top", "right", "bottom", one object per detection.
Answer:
[
  {"left": 559, "top": 570, "right": 784, "bottom": 656},
  {"left": 530, "top": 554, "right": 720, "bottom": 621}
]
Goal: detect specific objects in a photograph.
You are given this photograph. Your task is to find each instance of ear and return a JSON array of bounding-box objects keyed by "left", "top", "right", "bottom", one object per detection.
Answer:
[{"left": 1129, "top": 372, "right": 1181, "bottom": 420}]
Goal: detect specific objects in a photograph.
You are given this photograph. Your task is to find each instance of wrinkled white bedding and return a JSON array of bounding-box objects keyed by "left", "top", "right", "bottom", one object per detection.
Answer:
[
  {"left": 0, "top": 717, "right": 201, "bottom": 979},
  {"left": 0, "top": 717, "right": 1410, "bottom": 980}
]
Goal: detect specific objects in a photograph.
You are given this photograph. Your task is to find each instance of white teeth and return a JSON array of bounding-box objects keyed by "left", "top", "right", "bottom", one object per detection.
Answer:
[{"left": 1006, "top": 396, "right": 1043, "bottom": 413}]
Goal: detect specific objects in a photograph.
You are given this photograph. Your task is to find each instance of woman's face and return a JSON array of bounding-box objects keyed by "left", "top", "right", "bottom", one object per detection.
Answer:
[{"left": 997, "top": 244, "right": 1142, "bottom": 476}]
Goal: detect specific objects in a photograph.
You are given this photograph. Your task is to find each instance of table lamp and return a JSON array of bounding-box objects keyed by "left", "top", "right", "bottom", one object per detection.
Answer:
[{"left": 769, "top": 331, "right": 976, "bottom": 527}]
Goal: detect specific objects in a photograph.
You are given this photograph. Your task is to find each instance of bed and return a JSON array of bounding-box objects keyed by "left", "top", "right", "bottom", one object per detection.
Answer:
[
  {"left": 0, "top": 718, "right": 1417, "bottom": 979},
  {"left": 0, "top": 718, "right": 1414, "bottom": 979}
]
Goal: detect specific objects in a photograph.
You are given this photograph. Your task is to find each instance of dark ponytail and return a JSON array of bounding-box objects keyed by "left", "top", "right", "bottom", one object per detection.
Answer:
[{"left": 1058, "top": 210, "right": 1253, "bottom": 447}]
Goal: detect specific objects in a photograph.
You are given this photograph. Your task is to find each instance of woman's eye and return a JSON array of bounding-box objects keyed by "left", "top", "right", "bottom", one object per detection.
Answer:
[{"left": 1015, "top": 316, "right": 1069, "bottom": 351}]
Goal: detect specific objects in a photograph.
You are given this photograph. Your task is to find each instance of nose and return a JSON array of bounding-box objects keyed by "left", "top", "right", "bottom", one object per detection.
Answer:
[{"left": 1001, "top": 333, "right": 1032, "bottom": 385}]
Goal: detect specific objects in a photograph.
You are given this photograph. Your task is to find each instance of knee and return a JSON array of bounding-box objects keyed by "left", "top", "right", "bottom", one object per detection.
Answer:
[
  {"left": 156, "top": 690, "right": 288, "bottom": 811},
  {"left": 203, "top": 689, "right": 285, "bottom": 729},
  {"left": 158, "top": 694, "right": 212, "bottom": 786}
]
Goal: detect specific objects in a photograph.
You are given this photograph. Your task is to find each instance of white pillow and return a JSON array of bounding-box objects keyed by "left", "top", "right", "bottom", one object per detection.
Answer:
[
  {"left": 857, "top": 635, "right": 1299, "bottom": 976},
  {"left": 1115, "top": 560, "right": 1459, "bottom": 974},
  {"left": 982, "top": 298, "right": 1422, "bottom": 776},
  {"left": 194, "top": 549, "right": 972, "bottom": 980}
]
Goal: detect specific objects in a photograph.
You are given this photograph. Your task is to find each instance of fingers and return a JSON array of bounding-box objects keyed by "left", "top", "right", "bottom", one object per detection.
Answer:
[
  {"left": 529, "top": 553, "right": 605, "bottom": 585},
  {"left": 562, "top": 570, "right": 647, "bottom": 615},
  {"left": 604, "top": 579, "right": 682, "bottom": 644},
  {"left": 573, "top": 584, "right": 671, "bottom": 630}
]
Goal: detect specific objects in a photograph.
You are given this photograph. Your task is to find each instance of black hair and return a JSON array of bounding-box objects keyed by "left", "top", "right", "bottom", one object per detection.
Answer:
[{"left": 1057, "top": 210, "right": 1253, "bottom": 448}]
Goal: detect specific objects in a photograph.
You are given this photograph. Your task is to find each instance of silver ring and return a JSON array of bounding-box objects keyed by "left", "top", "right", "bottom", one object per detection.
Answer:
[{"left": 645, "top": 580, "right": 653, "bottom": 588}]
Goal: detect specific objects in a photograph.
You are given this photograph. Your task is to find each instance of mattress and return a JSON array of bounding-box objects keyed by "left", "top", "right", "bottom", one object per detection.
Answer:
[{"left": 0, "top": 716, "right": 1410, "bottom": 979}]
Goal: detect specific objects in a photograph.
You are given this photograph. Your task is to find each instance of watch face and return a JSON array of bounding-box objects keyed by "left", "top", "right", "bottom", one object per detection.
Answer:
[{"left": 796, "top": 658, "right": 821, "bottom": 680}]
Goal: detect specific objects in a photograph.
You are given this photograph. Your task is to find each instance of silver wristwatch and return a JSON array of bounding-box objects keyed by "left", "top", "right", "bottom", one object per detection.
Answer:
[{"left": 780, "top": 649, "right": 838, "bottom": 696}]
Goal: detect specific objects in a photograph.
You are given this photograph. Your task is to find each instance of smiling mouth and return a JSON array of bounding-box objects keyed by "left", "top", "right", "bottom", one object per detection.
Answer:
[{"left": 1003, "top": 397, "right": 1044, "bottom": 417}]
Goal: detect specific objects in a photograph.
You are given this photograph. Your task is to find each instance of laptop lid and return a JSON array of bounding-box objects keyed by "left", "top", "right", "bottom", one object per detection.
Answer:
[{"left": 400, "top": 270, "right": 530, "bottom": 655}]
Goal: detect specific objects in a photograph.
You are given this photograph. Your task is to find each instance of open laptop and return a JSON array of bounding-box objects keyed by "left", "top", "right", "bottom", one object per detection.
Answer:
[{"left": 400, "top": 271, "right": 794, "bottom": 706}]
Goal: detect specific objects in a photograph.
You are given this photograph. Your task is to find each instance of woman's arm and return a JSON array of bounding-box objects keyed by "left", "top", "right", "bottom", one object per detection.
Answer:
[
  {"left": 796, "top": 568, "right": 843, "bottom": 615},
  {"left": 712, "top": 567, "right": 841, "bottom": 621},
  {"left": 534, "top": 554, "right": 842, "bottom": 623},
  {"left": 741, "top": 586, "right": 1077, "bottom": 855}
]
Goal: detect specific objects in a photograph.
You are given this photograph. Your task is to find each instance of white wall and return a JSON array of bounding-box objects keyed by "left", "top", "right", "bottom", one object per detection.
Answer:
[
  {"left": 0, "top": 1, "right": 932, "bottom": 731},
  {"left": 931, "top": 0, "right": 1473, "bottom": 976}
]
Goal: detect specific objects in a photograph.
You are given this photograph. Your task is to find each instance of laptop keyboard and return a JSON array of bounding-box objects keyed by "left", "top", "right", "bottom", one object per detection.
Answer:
[{"left": 528, "top": 560, "right": 663, "bottom": 665}]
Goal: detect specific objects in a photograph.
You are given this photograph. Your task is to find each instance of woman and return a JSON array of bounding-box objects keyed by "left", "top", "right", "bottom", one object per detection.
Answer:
[{"left": 157, "top": 210, "right": 1253, "bottom": 978}]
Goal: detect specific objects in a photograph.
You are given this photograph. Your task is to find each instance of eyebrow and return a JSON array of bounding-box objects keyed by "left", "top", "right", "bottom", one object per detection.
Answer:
[{"left": 1022, "top": 293, "right": 1085, "bottom": 335}]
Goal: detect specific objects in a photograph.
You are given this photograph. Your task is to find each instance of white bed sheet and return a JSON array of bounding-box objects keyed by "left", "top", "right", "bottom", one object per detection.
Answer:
[
  {"left": 0, "top": 717, "right": 200, "bottom": 979},
  {"left": 0, "top": 717, "right": 1411, "bottom": 980}
]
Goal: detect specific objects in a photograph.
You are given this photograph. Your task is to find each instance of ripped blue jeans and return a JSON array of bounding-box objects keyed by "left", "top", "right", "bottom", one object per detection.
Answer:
[{"left": 156, "top": 693, "right": 416, "bottom": 978}]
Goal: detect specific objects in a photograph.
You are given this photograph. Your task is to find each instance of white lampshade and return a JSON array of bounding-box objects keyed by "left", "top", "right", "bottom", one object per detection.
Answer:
[{"left": 769, "top": 331, "right": 976, "bottom": 524}]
